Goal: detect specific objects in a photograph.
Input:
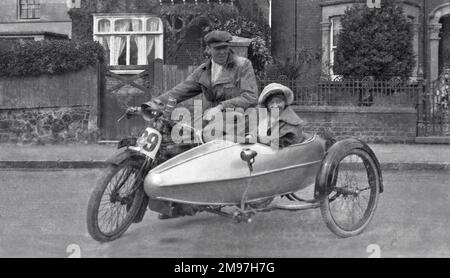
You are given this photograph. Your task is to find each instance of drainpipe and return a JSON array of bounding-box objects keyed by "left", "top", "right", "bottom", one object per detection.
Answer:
[
  {"left": 294, "top": 0, "right": 298, "bottom": 61},
  {"left": 269, "top": 0, "right": 272, "bottom": 28},
  {"left": 423, "top": 0, "right": 427, "bottom": 85},
  {"left": 419, "top": 0, "right": 427, "bottom": 138}
]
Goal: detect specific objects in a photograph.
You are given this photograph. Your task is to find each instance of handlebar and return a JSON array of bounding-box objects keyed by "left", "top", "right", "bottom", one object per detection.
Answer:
[
  {"left": 117, "top": 106, "right": 162, "bottom": 123},
  {"left": 118, "top": 105, "right": 205, "bottom": 144}
]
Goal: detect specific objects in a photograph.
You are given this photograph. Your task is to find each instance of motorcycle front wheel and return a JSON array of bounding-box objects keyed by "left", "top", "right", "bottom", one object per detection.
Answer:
[{"left": 87, "top": 158, "right": 146, "bottom": 242}]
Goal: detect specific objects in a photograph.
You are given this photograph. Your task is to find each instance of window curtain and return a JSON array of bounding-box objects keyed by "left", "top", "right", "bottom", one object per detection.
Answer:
[
  {"left": 133, "top": 36, "right": 147, "bottom": 65},
  {"left": 154, "top": 35, "right": 163, "bottom": 60},
  {"left": 133, "top": 35, "right": 161, "bottom": 65},
  {"left": 131, "top": 19, "right": 142, "bottom": 32},
  {"left": 147, "top": 18, "right": 160, "bottom": 32},
  {"left": 147, "top": 36, "right": 156, "bottom": 63},
  {"left": 111, "top": 20, "right": 130, "bottom": 65},
  {"left": 332, "top": 17, "right": 342, "bottom": 48},
  {"left": 98, "top": 19, "right": 110, "bottom": 32}
]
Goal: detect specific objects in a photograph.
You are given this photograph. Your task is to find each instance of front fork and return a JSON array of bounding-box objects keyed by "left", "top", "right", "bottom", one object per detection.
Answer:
[
  {"left": 117, "top": 135, "right": 202, "bottom": 222},
  {"left": 114, "top": 138, "right": 157, "bottom": 224},
  {"left": 132, "top": 156, "right": 154, "bottom": 223}
]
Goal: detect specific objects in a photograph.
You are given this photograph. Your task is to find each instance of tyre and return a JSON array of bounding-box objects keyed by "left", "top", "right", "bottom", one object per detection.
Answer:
[
  {"left": 87, "top": 158, "right": 146, "bottom": 242},
  {"left": 319, "top": 139, "right": 382, "bottom": 238}
]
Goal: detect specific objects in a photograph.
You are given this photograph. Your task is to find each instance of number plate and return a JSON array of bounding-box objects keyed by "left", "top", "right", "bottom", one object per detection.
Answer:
[{"left": 129, "top": 128, "right": 162, "bottom": 159}]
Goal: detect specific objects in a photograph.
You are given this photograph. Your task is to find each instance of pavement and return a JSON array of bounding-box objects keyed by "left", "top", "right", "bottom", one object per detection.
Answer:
[{"left": 0, "top": 142, "right": 450, "bottom": 170}]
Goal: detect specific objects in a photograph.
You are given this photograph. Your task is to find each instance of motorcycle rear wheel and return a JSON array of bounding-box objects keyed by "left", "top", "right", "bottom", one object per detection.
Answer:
[{"left": 87, "top": 159, "right": 145, "bottom": 242}]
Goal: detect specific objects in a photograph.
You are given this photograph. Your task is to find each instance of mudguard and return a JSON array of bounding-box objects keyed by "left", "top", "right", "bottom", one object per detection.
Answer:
[
  {"left": 106, "top": 149, "right": 146, "bottom": 166},
  {"left": 105, "top": 150, "right": 151, "bottom": 224},
  {"left": 314, "top": 138, "right": 383, "bottom": 199}
]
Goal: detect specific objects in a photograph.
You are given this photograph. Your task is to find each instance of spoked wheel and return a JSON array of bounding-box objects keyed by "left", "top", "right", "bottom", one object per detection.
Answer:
[
  {"left": 319, "top": 139, "right": 382, "bottom": 238},
  {"left": 87, "top": 158, "right": 146, "bottom": 242}
]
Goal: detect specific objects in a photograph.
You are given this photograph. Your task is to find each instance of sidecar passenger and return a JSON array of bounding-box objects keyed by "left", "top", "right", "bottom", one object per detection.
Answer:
[{"left": 256, "top": 83, "right": 305, "bottom": 148}]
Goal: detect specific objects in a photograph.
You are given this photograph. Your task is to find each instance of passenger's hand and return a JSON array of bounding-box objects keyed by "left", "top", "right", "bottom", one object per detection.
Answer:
[{"left": 203, "top": 104, "right": 224, "bottom": 121}]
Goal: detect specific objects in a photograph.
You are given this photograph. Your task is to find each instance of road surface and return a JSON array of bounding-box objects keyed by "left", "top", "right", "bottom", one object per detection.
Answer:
[{"left": 0, "top": 169, "right": 449, "bottom": 258}]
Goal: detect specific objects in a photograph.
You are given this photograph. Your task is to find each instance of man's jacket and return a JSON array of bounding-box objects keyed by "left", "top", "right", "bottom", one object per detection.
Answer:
[{"left": 155, "top": 52, "right": 259, "bottom": 111}]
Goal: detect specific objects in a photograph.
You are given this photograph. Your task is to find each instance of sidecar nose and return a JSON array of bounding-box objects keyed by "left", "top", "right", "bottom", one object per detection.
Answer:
[
  {"left": 144, "top": 173, "right": 164, "bottom": 197},
  {"left": 145, "top": 172, "right": 163, "bottom": 187}
]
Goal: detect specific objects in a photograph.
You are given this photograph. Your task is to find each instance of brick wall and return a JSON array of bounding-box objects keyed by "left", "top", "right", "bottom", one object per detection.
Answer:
[
  {"left": 294, "top": 106, "right": 417, "bottom": 143},
  {"left": 170, "top": 38, "right": 204, "bottom": 66},
  {"left": 271, "top": 0, "right": 323, "bottom": 83},
  {"left": 0, "top": 67, "right": 99, "bottom": 144},
  {"left": 0, "top": 106, "right": 94, "bottom": 144},
  {"left": 271, "top": 0, "right": 296, "bottom": 61}
]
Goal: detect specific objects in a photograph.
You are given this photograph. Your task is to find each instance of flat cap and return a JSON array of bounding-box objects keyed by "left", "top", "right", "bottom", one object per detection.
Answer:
[{"left": 204, "top": 30, "right": 232, "bottom": 46}]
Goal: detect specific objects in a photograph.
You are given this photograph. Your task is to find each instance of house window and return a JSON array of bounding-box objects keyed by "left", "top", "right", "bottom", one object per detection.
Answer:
[
  {"left": 330, "top": 16, "right": 342, "bottom": 78},
  {"left": 93, "top": 15, "right": 164, "bottom": 69},
  {"left": 19, "top": 0, "right": 40, "bottom": 19}
]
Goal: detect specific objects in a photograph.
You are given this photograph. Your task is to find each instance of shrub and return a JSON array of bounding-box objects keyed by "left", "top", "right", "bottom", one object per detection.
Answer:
[
  {"left": 207, "top": 16, "right": 272, "bottom": 78},
  {"left": 264, "top": 48, "right": 321, "bottom": 80},
  {"left": 0, "top": 40, "right": 105, "bottom": 77},
  {"left": 334, "top": 1, "right": 415, "bottom": 80},
  {"left": 0, "top": 40, "right": 21, "bottom": 51}
]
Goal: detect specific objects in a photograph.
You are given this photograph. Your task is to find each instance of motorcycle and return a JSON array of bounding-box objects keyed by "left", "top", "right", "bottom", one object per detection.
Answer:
[{"left": 86, "top": 101, "right": 383, "bottom": 242}]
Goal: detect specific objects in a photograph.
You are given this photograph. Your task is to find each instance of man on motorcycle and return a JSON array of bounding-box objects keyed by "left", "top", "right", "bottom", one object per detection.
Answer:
[
  {"left": 143, "top": 30, "right": 259, "bottom": 143},
  {"left": 143, "top": 30, "right": 259, "bottom": 219}
]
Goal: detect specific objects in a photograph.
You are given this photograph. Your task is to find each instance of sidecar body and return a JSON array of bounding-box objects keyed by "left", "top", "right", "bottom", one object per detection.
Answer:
[{"left": 144, "top": 134, "right": 327, "bottom": 205}]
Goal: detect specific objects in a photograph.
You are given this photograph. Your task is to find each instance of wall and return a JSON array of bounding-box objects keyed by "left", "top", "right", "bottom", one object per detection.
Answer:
[
  {"left": 272, "top": 0, "right": 332, "bottom": 84},
  {"left": 271, "top": 0, "right": 296, "bottom": 61},
  {"left": 0, "top": 0, "right": 72, "bottom": 37},
  {"left": 235, "top": 0, "right": 270, "bottom": 26},
  {"left": 0, "top": 67, "right": 99, "bottom": 144},
  {"left": 294, "top": 106, "right": 417, "bottom": 143},
  {"left": 0, "top": 107, "right": 91, "bottom": 144},
  {"left": 439, "top": 16, "right": 450, "bottom": 70}
]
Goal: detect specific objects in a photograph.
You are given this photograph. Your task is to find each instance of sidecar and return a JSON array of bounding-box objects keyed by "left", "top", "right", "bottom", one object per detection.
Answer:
[
  {"left": 144, "top": 134, "right": 325, "bottom": 205},
  {"left": 143, "top": 133, "right": 383, "bottom": 238}
]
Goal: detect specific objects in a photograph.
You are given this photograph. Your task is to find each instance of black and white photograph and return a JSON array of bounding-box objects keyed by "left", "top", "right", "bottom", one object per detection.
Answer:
[{"left": 0, "top": 0, "right": 449, "bottom": 261}]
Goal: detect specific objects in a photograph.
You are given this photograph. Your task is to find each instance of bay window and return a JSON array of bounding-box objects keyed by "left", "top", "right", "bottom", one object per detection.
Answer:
[{"left": 93, "top": 14, "right": 164, "bottom": 72}]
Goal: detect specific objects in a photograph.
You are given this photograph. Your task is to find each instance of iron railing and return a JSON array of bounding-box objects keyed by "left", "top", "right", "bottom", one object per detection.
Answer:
[
  {"left": 257, "top": 78, "right": 423, "bottom": 108},
  {"left": 417, "top": 70, "right": 450, "bottom": 136}
]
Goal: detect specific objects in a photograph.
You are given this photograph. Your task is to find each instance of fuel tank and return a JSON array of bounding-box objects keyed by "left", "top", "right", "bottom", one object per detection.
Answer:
[{"left": 144, "top": 135, "right": 326, "bottom": 205}]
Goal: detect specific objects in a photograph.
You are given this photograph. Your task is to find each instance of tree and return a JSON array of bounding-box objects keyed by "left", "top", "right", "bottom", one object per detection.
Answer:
[
  {"left": 333, "top": 1, "right": 415, "bottom": 80},
  {"left": 161, "top": 3, "right": 271, "bottom": 77}
]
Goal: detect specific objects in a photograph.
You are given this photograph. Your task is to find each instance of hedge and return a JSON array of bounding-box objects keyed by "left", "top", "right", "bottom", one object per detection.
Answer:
[{"left": 0, "top": 40, "right": 105, "bottom": 77}]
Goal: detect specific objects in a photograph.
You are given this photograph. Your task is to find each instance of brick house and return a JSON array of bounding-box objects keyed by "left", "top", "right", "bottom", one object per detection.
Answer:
[
  {"left": 272, "top": 0, "right": 450, "bottom": 84},
  {"left": 85, "top": 0, "right": 266, "bottom": 69},
  {"left": 0, "top": 0, "right": 76, "bottom": 41}
]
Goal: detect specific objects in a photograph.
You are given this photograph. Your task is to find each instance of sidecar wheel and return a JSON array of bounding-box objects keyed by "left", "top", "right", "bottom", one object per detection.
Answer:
[
  {"left": 87, "top": 159, "right": 145, "bottom": 242},
  {"left": 319, "top": 139, "right": 381, "bottom": 238}
]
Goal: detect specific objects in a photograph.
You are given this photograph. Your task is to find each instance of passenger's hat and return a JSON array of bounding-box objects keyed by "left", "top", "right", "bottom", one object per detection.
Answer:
[
  {"left": 204, "top": 30, "right": 232, "bottom": 47},
  {"left": 258, "top": 83, "right": 294, "bottom": 106}
]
